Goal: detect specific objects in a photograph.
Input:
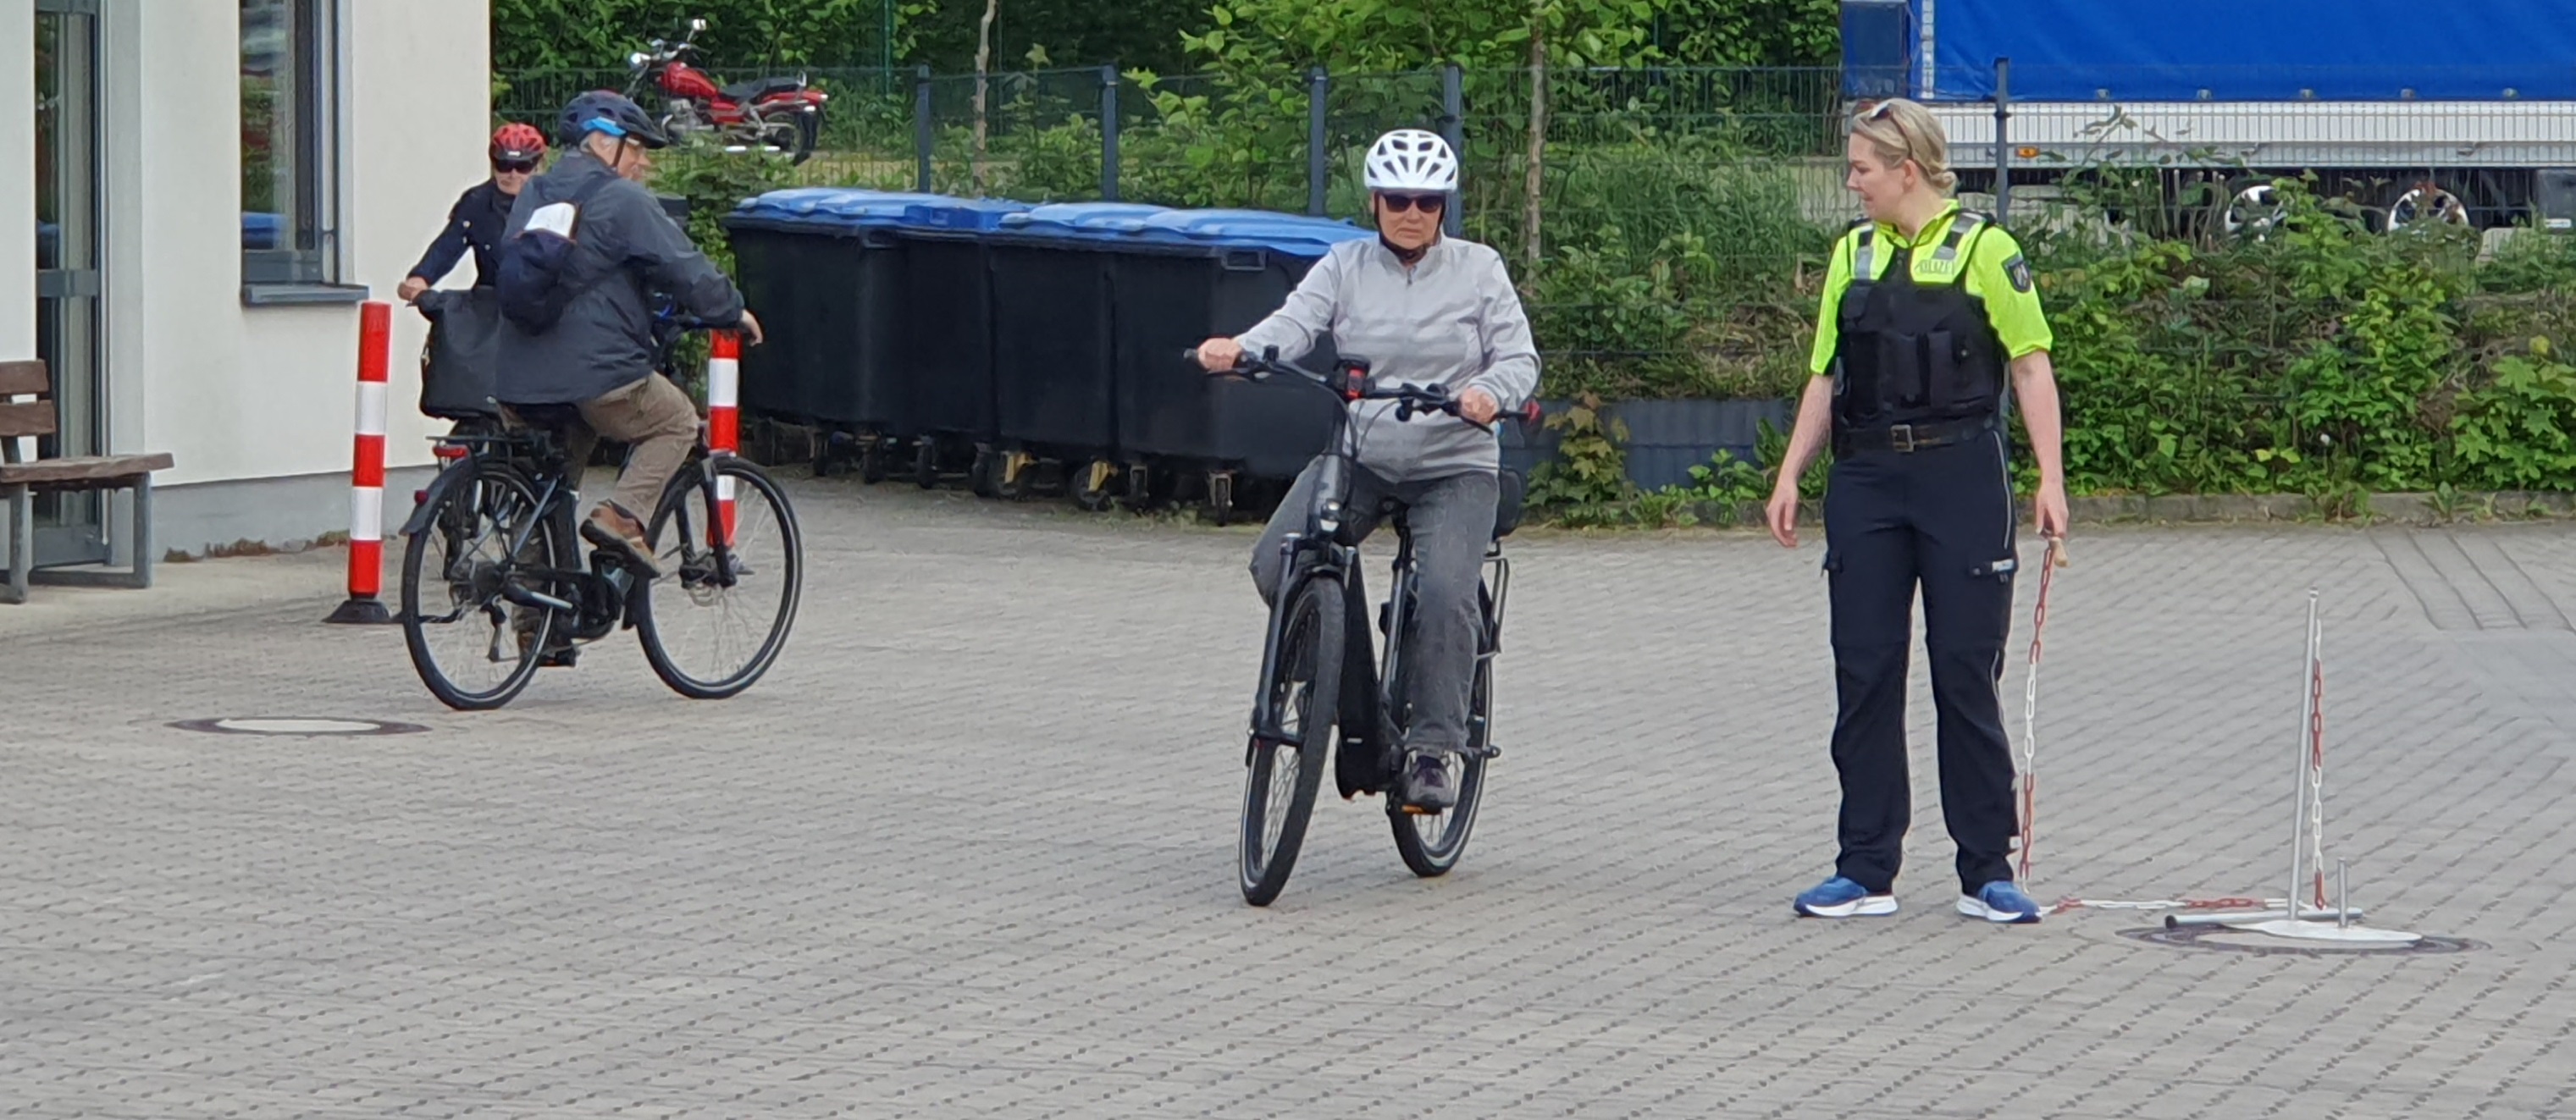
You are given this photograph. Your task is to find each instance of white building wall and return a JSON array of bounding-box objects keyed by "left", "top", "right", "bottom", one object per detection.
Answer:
[{"left": 95, "top": 0, "right": 489, "bottom": 552}]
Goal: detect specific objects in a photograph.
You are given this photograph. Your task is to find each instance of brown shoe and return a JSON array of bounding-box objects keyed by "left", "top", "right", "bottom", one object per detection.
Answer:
[{"left": 580, "top": 505, "right": 661, "bottom": 578}]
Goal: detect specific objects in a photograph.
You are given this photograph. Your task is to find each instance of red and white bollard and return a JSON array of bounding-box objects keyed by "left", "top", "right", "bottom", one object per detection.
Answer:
[
  {"left": 706, "top": 330, "right": 739, "bottom": 546},
  {"left": 324, "top": 301, "right": 395, "bottom": 625}
]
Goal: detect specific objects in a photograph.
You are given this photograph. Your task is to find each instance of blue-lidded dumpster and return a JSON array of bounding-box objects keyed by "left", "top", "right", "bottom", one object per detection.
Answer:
[
  {"left": 984, "top": 201, "right": 1172, "bottom": 498},
  {"left": 1110, "top": 211, "right": 1371, "bottom": 503},
  {"left": 722, "top": 189, "right": 938, "bottom": 446},
  {"left": 887, "top": 196, "right": 1031, "bottom": 489}
]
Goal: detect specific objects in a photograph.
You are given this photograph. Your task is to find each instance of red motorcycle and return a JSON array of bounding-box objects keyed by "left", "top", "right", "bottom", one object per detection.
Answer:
[{"left": 626, "top": 18, "right": 826, "bottom": 164}]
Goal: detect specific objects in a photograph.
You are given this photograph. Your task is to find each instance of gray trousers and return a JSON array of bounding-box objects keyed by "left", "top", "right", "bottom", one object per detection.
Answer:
[{"left": 1251, "top": 459, "right": 1498, "bottom": 756}]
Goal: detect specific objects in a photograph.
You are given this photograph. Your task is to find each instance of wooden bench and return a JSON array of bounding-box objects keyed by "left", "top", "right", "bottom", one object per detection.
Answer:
[{"left": 0, "top": 359, "right": 175, "bottom": 604}]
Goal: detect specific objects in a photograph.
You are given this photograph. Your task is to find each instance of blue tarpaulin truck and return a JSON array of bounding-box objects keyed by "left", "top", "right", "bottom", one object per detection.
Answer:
[{"left": 1840, "top": 0, "right": 2576, "bottom": 231}]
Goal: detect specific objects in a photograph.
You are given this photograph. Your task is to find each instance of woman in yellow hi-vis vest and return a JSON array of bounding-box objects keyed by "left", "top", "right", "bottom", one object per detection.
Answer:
[{"left": 1765, "top": 98, "right": 2070, "bottom": 925}]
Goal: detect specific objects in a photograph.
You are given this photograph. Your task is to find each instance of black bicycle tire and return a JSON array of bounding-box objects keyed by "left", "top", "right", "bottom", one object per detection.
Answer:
[
  {"left": 1390, "top": 577, "right": 1500, "bottom": 876},
  {"left": 400, "top": 460, "right": 556, "bottom": 712},
  {"left": 635, "top": 456, "right": 805, "bottom": 699},
  {"left": 1241, "top": 576, "right": 1342, "bottom": 907},
  {"left": 1390, "top": 656, "right": 1490, "bottom": 876}
]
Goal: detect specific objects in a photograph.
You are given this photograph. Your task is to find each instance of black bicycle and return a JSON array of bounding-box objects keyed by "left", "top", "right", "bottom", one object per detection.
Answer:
[
  {"left": 1194, "top": 346, "right": 1533, "bottom": 907},
  {"left": 398, "top": 315, "right": 804, "bottom": 710}
]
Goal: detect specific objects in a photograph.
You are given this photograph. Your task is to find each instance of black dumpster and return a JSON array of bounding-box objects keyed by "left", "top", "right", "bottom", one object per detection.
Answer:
[
  {"left": 984, "top": 202, "right": 1171, "bottom": 494},
  {"left": 722, "top": 189, "right": 930, "bottom": 440},
  {"left": 1109, "top": 210, "right": 1370, "bottom": 488},
  {"left": 886, "top": 196, "right": 1031, "bottom": 489}
]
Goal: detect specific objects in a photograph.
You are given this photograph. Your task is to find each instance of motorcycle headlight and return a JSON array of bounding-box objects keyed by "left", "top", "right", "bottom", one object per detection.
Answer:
[{"left": 628, "top": 52, "right": 649, "bottom": 66}]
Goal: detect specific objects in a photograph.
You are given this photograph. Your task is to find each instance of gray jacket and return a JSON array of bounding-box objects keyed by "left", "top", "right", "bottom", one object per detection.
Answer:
[
  {"left": 1234, "top": 237, "right": 1541, "bottom": 482},
  {"left": 494, "top": 151, "right": 744, "bottom": 405}
]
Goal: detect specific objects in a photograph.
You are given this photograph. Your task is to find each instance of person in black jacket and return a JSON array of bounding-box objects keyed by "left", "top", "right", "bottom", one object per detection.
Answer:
[
  {"left": 398, "top": 123, "right": 550, "bottom": 301},
  {"left": 493, "top": 91, "right": 763, "bottom": 577}
]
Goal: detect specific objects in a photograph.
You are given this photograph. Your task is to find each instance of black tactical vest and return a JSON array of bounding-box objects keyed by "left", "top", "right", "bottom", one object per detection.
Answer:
[{"left": 1832, "top": 212, "right": 2009, "bottom": 430}]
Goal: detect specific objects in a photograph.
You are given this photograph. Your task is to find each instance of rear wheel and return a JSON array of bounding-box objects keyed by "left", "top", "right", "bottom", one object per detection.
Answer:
[
  {"left": 636, "top": 457, "right": 804, "bottom": 699},
  {"left": 1390, "top": 655, "right": 1492, "bottom": 877},
  {"left": 789, "top": 110, "right": 819, "bottom": 165},
  {"left": 1241, "top": 576, "right": 1342, "bottom": 907},
  {"left": 400, "top": 461, "right": 561, "bottom": 711}
]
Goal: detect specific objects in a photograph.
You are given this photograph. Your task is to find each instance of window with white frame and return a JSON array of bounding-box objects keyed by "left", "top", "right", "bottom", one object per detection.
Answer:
[{"left": 240, "top": 0, "right": 337, "bottom": 286}]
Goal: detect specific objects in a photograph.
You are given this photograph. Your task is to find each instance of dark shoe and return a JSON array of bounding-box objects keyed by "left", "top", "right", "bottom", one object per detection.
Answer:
[
  {"left": 1400, "top": 751, "right": 1457, "bottom": 814},
  {"left": 580, "top": 505, "right": 661, "bottom": 578},
  {"left": 515, "top": 630, "right": 579, "bottom": 669}
]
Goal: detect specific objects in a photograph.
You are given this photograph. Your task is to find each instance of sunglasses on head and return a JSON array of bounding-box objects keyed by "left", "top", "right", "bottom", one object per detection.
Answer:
[
  {"left": 1378, "top": 192, "right": 1446, "bottom": 213},
  {"left": 494, "top": 157, "right": 539, "bottom": 174}
]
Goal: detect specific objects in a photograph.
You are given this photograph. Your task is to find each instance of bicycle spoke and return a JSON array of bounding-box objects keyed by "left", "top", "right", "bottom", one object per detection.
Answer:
[{"left": 403, "top": 461, "right": 556, "bottom": 710}]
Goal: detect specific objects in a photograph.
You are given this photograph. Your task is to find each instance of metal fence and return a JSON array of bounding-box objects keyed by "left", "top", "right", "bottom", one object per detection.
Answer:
[
  {"left": 495, "top": 63, "right": 2576, "bottom": 433},
  {"left": 500, "top": 61, "right": 2576, "bottom": 234}
]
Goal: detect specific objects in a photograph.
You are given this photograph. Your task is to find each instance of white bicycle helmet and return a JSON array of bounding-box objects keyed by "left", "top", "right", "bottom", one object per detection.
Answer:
[{"left": 1364, "top": 129, "right": 1459, "bottom": 193}]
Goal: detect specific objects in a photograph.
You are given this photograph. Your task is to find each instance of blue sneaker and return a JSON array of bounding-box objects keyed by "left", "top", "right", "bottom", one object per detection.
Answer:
[
  {"left": 1794, "top": 876, "right": 1898, "bottom": 919},
  {"left": 1957, "top": 880, "right": 2043, "bottom": 924}
]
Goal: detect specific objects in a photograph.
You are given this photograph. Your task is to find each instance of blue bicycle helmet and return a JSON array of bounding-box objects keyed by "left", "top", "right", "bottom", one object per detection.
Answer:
[{"left": 556, "top": 90, "right": 670, "bottom": 150}]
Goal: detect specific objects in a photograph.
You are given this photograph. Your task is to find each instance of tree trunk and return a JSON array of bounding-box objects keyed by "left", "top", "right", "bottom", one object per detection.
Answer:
[
  {"left": 972, "top": 0, "right": 998, "bottom": 193},
  {"left": 1522, "top": 9, "right": 1548, "bottom": 266}
]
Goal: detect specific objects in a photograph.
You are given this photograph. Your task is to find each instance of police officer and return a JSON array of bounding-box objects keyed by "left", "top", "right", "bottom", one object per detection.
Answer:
[{"left": 1766, "top": 98, "right": 2069, "bottom": 925}]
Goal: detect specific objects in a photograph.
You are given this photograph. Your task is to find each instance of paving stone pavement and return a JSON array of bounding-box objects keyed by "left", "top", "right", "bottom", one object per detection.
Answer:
[{"left": 3, "top": 477, "right": 2574, "bottom": 1119}]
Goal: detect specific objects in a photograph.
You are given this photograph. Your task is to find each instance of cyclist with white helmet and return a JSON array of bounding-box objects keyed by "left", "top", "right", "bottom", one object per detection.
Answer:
[{"left": 1194, "top": 129, "right": 1540, "bottom": 812}]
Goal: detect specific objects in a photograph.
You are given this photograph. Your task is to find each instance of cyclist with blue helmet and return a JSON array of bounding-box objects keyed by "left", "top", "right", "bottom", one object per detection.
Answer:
[{"left": 493, "top": 91, "right": 763, "bottom": 577}]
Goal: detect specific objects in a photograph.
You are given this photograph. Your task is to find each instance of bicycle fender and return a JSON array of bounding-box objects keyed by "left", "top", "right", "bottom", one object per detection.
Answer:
[{"left": 397, "top": 460, "right": 480, "bottom": 538}]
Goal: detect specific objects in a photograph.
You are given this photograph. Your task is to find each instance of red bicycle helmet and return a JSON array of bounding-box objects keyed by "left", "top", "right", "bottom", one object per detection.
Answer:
[{"left": 489, "top": 122, "right": 548, "bottom": 164}]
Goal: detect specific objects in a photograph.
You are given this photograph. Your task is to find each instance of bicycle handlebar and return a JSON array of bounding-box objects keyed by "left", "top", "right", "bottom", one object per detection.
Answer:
[{"left": 1182, "top": 347, "right": 1540, "bottom": 434}]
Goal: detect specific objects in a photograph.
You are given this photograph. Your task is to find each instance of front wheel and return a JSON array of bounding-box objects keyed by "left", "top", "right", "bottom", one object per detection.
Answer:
[
  {"left": 1241, "top": 576, "right": 1343, "bottom": 907},
  {"left": 636, "top": 456, "right": 804, "bottom": 698}
]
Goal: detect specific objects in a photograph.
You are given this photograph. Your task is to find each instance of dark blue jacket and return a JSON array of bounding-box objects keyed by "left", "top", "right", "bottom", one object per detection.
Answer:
[
  {"left": 492, "top": 151, "right": 744, "bottom": 405},
  {"left": 408, "top": 179, "right": 516, "bottom": 286}
]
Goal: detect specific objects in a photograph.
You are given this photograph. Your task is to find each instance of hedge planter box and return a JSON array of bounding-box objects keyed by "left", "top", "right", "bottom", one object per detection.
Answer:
[{"left": 1503, "top": 397, "right": 1794, "bottom": 492}]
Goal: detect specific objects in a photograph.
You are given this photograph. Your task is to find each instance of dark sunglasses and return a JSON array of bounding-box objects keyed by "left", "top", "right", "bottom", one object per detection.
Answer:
[
  {"left": 1378, "top": 192, "right": 1446, "bottom": 213},
  {"left": 493, "top": 158, "right": 539, "bottom": 174}
]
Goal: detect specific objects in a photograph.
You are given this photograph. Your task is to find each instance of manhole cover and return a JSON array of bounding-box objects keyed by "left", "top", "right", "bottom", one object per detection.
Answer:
[
  {"left": 2118, "top": 925, "right": 2485, "bottom": 957},
  {"left": 170, "top": 718, "right": 428, "bottom": 737}
]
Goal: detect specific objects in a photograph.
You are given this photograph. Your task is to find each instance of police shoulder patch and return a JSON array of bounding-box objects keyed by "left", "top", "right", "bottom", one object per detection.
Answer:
[{"left": 2004, "top": 255, "right": 2034, "bottom": 293}]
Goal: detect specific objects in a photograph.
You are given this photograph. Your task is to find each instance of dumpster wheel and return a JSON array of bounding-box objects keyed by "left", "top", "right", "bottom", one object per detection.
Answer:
[
  {"left": 1076, "top": 461, "right": 1119, "bottom": 513},
  {"left": 970, "top": 447, "right": 1003, "bottom": 499},
  {"left": 1121, "top": 462, "right": 1154, "bottom": 511},
  {"left": 1206, "top": 470, "right": 1236, "bottom": 527},
  {"left": 913, "top": 439, "right": 942, "bottom": 489},
  {"left": 857, "top": 436, "right": 890, "bottom": 485},
  {"left": 998, "top": 450, "right": 1036, "bottom": 500}
]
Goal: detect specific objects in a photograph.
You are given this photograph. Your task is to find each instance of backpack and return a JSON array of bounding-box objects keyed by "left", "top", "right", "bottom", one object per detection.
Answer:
[{"left": 495, "top": 174, "right": 614, "bottom": 334}]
